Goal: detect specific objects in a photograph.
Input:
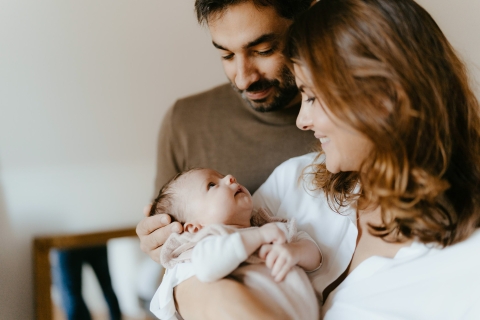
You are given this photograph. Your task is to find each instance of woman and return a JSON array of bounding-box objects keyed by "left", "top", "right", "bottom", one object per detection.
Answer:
[
  {"left": 283, "top": 0, "right": 480, "bottom": 318},
  {"left": 138, "top": 0, "right": 480, "bottom": 318}
]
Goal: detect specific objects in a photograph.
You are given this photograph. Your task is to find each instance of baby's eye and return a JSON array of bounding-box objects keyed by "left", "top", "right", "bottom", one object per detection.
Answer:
[{"left": 208, "top": 182, "right": 216, "bottom": 190}]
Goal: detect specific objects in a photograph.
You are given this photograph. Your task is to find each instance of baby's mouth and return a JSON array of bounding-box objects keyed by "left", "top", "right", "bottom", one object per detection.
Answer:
[{"left": 234, "top": 187, "right": 243, "bottom": 196}]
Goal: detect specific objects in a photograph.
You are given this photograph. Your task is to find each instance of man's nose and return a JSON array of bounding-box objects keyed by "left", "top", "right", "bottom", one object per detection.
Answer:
[{"left": 235, "top": 57, "right": 260, "bottom": 91}]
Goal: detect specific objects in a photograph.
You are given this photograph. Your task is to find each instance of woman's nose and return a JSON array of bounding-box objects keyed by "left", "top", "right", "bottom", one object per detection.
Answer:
[{"left": 296, "top": 104, "right": 313, "bottom": 131}]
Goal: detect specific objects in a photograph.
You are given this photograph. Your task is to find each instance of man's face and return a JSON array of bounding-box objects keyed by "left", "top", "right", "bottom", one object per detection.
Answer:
[{"left": 208, "top": 2, "right": 299, "bottom": 112}]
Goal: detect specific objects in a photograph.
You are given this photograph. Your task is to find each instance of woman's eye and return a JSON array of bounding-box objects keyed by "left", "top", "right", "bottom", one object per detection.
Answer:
[
  {"left": 208, "top": 182, "right": 216, "bottom": 190},
  {"left": 305, "top": 96, "right": 316, "bottom": 104},
  {"left": 221, "top": 54, "right": 234, "bottom": 61}
]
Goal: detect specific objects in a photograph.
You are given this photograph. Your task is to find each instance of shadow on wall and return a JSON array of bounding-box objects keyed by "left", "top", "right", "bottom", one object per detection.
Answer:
[{"left": 0, "top": 160, "right": 31, "bottom": 319}]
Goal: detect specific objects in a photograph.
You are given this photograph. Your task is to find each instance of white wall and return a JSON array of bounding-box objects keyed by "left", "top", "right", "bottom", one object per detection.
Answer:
[{"left": 0, "top": 0, "right": 478, "bottom": 319}]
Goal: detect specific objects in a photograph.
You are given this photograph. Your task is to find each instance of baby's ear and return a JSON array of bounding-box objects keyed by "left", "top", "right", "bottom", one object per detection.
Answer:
[{"left": 184, "top": 222, "right": 203, "bottom": 234}]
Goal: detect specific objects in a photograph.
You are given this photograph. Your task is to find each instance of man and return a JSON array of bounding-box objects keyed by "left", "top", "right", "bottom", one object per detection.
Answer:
[{"left": 137, "top": 1, "right": 315, "bottom": 318}]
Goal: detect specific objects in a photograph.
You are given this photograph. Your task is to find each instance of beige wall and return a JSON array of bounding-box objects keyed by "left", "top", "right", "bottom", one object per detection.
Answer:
[
  {"left": 0, "top": 0, "right": 478, "bottom": 319},
  {"left": 418, "top": 0, "right": 480, "bottom": 87},
  {"left": 0, "top": 1, "right": 225, "bottom": 319}
]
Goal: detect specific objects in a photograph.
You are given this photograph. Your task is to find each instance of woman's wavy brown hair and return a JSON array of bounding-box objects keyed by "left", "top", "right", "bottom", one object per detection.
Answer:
[{"left": 286, "top": 0, "right": 480, "bottom": 245}]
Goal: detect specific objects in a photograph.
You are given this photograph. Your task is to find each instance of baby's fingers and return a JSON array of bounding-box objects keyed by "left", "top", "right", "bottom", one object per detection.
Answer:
[
  {"left": 265, "top": 249, "right": 279, "bottom": 269},
  {"left": 274, "top": 262, "right": 291, "bottom": 282},
  {"left": 271, "top": 255, "right": 286, "bottom": 278},
  {"left": 259, "top": 244, "right": 272, "bottom": 260}
]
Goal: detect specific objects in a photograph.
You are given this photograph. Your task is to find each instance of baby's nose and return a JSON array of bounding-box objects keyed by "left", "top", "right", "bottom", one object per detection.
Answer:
[{"left": 225, "top": 174, "right": 236, "bottom": 185}]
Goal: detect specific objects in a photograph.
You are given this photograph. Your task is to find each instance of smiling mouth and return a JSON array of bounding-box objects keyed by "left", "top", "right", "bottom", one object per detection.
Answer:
[
  {"left": 234, "top": 188, "right": 243, "bottom": 196},
  {"left": 245, "top": 87, "right": 273, "bottom": 101}
]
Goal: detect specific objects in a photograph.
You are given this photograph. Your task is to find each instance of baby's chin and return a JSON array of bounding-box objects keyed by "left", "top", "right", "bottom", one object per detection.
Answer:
[
  {"left": 236, "top": 207, "right": 255, "bottom": 225},
  {"left": 239, "top": 199, "right": 253, "bottom": 213}
]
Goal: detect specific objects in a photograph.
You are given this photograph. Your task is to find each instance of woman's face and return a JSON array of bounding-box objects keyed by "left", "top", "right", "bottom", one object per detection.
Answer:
[{"left": 294, "top": 64, "right": 373, "bottom": 173}]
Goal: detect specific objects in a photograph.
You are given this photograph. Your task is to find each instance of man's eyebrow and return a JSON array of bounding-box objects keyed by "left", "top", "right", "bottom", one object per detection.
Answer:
[
  {"left": 212, "top": 33, "right": 278, "bottom": 51},
  {"left": 244, "top": 33, "right": 278, "bottom": 49},
  {"left": 212, "top": 41, "right": 227, "bottom": 51}
]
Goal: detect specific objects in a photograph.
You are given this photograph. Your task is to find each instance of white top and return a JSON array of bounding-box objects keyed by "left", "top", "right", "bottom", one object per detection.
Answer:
[
  {"left": 253, "top": 152, "right": 357, "bottom": 300},
  {"left": 192, "top": 226, "right": 320, "bottom": 283},
  {"left": 153, "top": 152, "right": 480, "bottom": 319},
  {"left": 150, "top": 234, "right": 250, "bottom": 320},
  {"left": 150, "top": 263, "right": 195, "bottom": 320},
  {"left": 322, "top": 229, "right": 480, "bottom": 320},
  {"left": 255, "top": 153, "right": 480, "bottom": 319},
  {"left": 151, "top": 221, "right": 321, "bottom": 319}
]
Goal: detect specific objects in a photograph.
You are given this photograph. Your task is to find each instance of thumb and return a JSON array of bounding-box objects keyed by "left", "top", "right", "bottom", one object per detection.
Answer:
[
  {"left": 143, "top": 204, "right": 153, "bottom": 217},
  {"left": 170, "top": 221, "right": 184, "bottom": 234}
]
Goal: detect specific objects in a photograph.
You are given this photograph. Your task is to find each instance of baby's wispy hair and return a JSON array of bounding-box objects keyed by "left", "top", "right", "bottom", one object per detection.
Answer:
[{"left": 149, "top": 168, "right": 204, "bottom": 223}]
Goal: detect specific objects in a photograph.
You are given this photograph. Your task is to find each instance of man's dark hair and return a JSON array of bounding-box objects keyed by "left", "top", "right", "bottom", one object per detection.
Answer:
[{"left": 195, "top": 0, "right": 313, "bottom": 25}]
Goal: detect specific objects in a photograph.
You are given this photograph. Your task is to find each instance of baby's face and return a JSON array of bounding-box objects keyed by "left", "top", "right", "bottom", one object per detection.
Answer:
[{"left": 181, "top": 169, "right": 253, "bottom": 228}]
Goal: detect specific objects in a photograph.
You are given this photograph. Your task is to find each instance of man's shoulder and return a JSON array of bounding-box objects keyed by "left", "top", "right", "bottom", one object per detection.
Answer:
[
  {"left": 174, "top": 83, "right": 240, "bottom": 110},
  {"left": 166, "top": 83, "right": 240, "bottom": 127},
  {"left": 165, "top": 83, "right": 243, "bottom": 130}
]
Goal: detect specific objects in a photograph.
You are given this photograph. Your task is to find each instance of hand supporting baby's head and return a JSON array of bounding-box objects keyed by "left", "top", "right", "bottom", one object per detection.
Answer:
[{"left": 150, "top": 168, "right": 254, "bottom": 233}]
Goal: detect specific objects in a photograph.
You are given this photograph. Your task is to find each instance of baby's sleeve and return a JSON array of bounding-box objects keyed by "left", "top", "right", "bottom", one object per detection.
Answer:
[{"left": 191, "top": 233, "right": 248, "bottom": 282}]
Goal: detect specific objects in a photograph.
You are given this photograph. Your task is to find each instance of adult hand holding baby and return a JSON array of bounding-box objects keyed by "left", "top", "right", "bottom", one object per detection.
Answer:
[{"left": 136, "top": 204, "right": 183, "bottom": 263}]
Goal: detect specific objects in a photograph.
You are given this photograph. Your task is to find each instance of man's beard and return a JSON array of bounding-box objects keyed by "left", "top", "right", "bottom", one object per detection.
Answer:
[{"left": 231, "top": 66, "right": 298, "bottom": 112}]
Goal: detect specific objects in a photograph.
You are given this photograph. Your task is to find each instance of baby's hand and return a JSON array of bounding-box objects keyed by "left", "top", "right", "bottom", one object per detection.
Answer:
[
  {"left": 259, "top": 243, "right": 299, "bottom": 282},
  {"left": 258, "top": 223, "right": 286, "bottom": 245}
]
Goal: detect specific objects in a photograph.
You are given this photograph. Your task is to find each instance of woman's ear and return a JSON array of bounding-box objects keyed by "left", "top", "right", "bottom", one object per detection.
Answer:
[{"left": 184, "top": 221, "right": 203, "bottom": 234}]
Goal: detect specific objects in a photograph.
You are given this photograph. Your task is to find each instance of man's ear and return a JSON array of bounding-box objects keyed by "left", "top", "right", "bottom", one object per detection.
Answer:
[{"left": 184, "top": 221, "right": 203, "bottom": 234}]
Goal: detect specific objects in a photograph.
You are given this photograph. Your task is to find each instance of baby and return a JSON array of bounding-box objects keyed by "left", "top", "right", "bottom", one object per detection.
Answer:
[{"left": 149, "top": 168, "right": 322, "bottom": 320}]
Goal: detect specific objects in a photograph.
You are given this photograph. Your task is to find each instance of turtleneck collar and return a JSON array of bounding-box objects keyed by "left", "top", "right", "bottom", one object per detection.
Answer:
[{"left": 233, "top": 88, "right": 301, "bottom": 126}]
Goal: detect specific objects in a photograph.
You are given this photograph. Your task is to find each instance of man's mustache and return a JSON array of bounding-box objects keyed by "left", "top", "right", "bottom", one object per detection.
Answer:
[{"left": 239, "top": 79, "right": 280, "bottom": 93}]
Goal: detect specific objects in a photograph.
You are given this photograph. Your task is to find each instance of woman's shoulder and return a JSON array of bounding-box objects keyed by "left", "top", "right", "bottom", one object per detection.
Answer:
[
  {"left": 253, "top": 152, "right": 322, "bottom": 205},
  {"left": 444, "top": 228, "right": 480, "bottom": 262},
  {"left": 253, "top": 152, "right": 323, "bottom": 207},
  {"left": 271, "top": 152, "right": 325, "bottom": 190}
]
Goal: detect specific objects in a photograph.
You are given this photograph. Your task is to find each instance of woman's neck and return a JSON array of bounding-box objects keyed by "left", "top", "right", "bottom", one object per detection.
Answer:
[{"left": 349, "top": 207, "right": 413, "bottom": 273}]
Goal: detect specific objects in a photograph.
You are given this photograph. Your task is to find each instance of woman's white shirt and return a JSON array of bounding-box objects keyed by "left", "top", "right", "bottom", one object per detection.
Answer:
[
  {"left": 253, "top": 152, "right": 358, "bottom": 301},
  {"left": 254, "top": 152, "right": 480, "bottom": 319},
  {"left": 323, "top": 229, "right": 480, "bottom": 319}
]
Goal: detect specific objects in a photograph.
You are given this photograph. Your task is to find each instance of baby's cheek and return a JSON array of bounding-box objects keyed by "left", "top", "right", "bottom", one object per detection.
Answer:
[{"left": 244, "top": 197, "right": 254, "bottom": 210}]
